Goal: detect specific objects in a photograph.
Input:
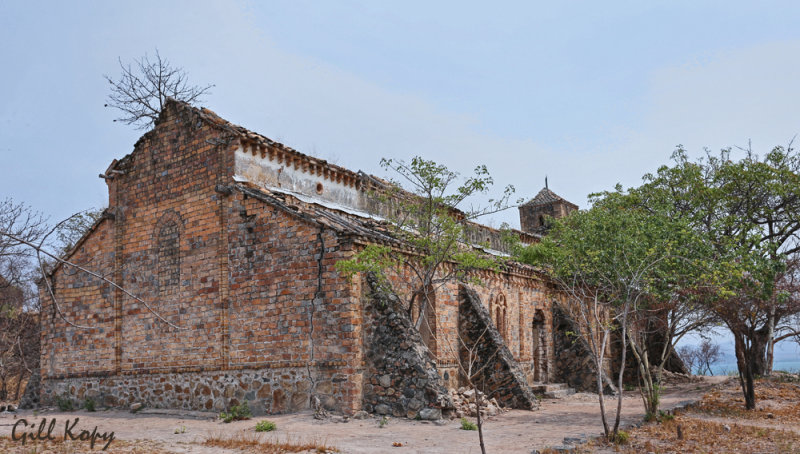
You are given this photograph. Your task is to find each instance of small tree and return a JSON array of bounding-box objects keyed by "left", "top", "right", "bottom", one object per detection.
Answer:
[
  {"left": 104, "top": 50, "right": 213, "bottom": 130},
  {"left": 451, "top": 327, "right": 497, "bottom": 454},
  {"left": 337, "top": 157, "right": 515, "bottom": 339},
  {"left": 695, "top": 339, "right": 723, "bottom": 375},
  {"left": 677, "top": 345, "right": 699, "bottom": 375},
  {"left": 677, "top": 340, "right": 723, "bottom": 376}
]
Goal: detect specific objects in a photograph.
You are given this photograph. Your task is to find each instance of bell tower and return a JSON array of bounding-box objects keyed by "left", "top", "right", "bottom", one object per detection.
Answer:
[{"left": 518, "top": 182, "right": 577, "bottom": 234}]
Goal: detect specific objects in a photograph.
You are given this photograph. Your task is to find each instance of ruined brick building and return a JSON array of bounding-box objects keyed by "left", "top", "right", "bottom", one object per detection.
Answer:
[{"left": 39, "top": 100, "right": 582, "bottom": 417}]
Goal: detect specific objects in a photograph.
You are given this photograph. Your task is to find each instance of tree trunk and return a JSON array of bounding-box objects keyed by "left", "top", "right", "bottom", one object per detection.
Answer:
[
  {"left": 733, "top": 334, "right": 757, "bottom": 410},
  {"left": 613, "top": 309, "right": 629, "bottom": 437},
  {"left": 765, "top": 308, "right": 776, "bottom": 376},
  {"left": 13, "top": 371, "right": 24, "bottom": 401},
  {"left": 628, "top": 331, "right": 658, "bottom": 418},
  {"left": 595, "top": 330, "right": 610, "bottom": 438},
  {"left": 645, "top": 316, "right": 688, "bottom": 375},
  {"left": 474, "top": 381, "right": 487, "bottom": 454},
  {"left": 750, "top": 328, "right": 770, "bottom": 377}
]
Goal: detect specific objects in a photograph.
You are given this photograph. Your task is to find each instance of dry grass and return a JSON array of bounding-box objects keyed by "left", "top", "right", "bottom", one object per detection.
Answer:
[
  {"left": 0, "top": 435, "right": 171, "bottom": 453},
  {"left": 203, "top": 431, "right": 339, "bottom": 453},
  {"left": 694, "top": 377, "right": 800, "bottom": 423},
  {"left": 545, "top": 375, "right": 800, "bottom": 453},
  {"left": 601, "top": 375, "right": 800, "bottom": 453},
  {"left": 613, "top": 416, "right": 800, "bottom": 453}
]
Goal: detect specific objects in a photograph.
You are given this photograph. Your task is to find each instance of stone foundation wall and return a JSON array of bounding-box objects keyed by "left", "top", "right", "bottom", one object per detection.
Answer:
[
  {"left": 457, "top": 286, "right": 538, "bottom": 410},
  {"left": 361, "top": 274, "right": 454, "bottom": 420},
  {"left": 18, "top": 370, "right": 40, "bottom": 409},
  {"left": 41, "top": 366, "right": 352, "bottom": 415}
]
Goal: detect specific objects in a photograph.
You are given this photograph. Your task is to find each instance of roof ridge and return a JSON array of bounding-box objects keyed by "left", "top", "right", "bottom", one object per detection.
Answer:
[
  {"left": 162, "top": 99, "right": 375, "bottom": 191},
  {"left": 520, "top": 187, "right": 575, "bottom": 208}
]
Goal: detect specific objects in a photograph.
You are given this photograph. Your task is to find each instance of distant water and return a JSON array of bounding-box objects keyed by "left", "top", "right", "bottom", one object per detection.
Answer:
[
  {"left": 706, "top": 360, "right": 800, "bottom": 376},
  {"left": 677, "top": 335, "right": 800, "bottom": 376}
]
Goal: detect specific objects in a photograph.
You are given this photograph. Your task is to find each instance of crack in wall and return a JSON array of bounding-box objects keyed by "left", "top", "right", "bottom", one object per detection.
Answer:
[{"left": 307, "top": 226, "right": 325, "bottom": 403}]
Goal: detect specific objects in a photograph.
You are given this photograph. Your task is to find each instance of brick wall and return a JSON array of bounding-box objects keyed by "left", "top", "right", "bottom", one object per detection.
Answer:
[
  {"left": 40, "top": 102, "right": 363, "bottom": 413},
  {"left": 40, "top": 219, "right": 115, "bottom": 378},
  {"left": 39, "top": 100, "right": 561, "bottom": 416},
  {"left": 374, "top": 256, "right": 555, "bottom": 390}
]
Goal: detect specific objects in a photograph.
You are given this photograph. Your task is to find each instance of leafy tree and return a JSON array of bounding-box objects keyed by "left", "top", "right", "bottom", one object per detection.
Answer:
[
  {"left": 104, "top": 50, "right": 213, "bottom": 130},
  {"left": 51, "top": 208, "right": 104, "bottom": 256},
  {"left": 639, "top": 145, "right": 800, "bottom": 409},
  {"left": 775, "top": 256, "right": 800, "bottom": 352},
  {"left": 511, "top": 187, "right": 710, "bottom": 436}
]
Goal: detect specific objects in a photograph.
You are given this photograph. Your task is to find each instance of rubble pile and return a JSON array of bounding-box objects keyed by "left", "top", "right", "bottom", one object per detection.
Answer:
[
  {"left": 448, "top": 387, "right": 506, "bottom": 418},
  {"left": 660, "top": 369, "right": 703, "bottom": 384}
]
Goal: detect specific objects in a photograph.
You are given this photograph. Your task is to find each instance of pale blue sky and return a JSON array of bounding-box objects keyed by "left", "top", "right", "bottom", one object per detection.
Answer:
[
  {"left": 3, "top": 1, "right": 800, "bottom": 227},
  {"left": 2, "top": 1, "right": 800, "bottom": 357}
]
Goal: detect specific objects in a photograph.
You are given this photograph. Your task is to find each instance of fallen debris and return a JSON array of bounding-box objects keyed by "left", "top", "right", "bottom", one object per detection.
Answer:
[{"left": 448, "top": 387, "right": 507, "bottom": 418}]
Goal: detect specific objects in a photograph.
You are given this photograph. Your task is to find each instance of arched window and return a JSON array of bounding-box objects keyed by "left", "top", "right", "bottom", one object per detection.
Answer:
[
  {"left": 155, "top": 211, "right": 182, "bottom": 298},
  {"left": 410, "top": 286, "right": 437, "bottom": 357},
  {"left": 494, "top": 293, "right": 507, "bottom": 340}
]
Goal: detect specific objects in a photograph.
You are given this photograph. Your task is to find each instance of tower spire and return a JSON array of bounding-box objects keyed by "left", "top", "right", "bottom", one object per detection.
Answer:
[{"left": 545, "top": 175, "right": 548, "bottom": 189}]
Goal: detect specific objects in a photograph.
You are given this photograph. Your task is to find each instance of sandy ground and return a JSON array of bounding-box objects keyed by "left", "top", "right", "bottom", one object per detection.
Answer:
[{"left": 0, "top": 376, "right": 728, "bottom": 453}]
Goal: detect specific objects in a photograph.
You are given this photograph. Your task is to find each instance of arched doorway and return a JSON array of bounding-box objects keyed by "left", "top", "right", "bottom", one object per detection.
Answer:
[{"left": 532, "top": 309, "right": 548, "bottom": 382}]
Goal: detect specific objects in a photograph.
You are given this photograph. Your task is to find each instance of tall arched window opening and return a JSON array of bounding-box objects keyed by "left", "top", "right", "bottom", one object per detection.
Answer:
[
  {"left": 494, "top": 293, "right": 507, "bottom": 341},
  {"left": 532, "top": 309, "right": 548, "bottom": 382},
  {"left": 410, "top": 286, "right": 437, "bottom": 358},
  {"left": 156, "top": 213, "right": 181, "bottom": 299}
]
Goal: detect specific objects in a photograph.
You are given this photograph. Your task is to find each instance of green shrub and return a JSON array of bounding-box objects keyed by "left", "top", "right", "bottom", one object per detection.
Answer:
[
  {"left": 220, "top": 402, "right": 253, "bottom": 423},
  {"left": 84, "top": 398, "right": 96, "bottom": 412},
  {"left": 255, "top": 420, "right": 276, "bottom": 432},
  {"left": 612, "top": 430, "right": 630, "bottom": 445},
  {"left": 460, "top": 418, "right": 477, "bottom": 431},
  {"left": 56, "top": 395, "right": 74, "bottom": 411},
  {"left": 659, "top": 410, "right": 674, "bottom": 421}
]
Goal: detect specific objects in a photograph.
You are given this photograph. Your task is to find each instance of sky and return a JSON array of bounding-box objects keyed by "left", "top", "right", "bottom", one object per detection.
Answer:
[
  {"left": 4, "top": 1, "right": 800, "bottom": 227},
  {"left": 2, "top": 2, "right": 800, "bottom": 354}
]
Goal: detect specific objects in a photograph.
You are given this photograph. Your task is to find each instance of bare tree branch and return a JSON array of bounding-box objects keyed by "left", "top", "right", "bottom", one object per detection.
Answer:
[{"left": 104, "top": 49, "right": 213, "bottom": 130}]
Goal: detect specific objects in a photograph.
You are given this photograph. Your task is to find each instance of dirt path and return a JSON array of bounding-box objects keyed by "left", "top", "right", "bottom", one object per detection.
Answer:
[{"left": 0, "top": 377, "right": 728, "bottom": 453}]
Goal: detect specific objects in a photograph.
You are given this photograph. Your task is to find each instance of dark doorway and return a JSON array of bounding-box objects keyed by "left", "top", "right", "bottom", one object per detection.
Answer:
[{"left": 532, "top": 310, "right": 548, "bottom": 382}]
